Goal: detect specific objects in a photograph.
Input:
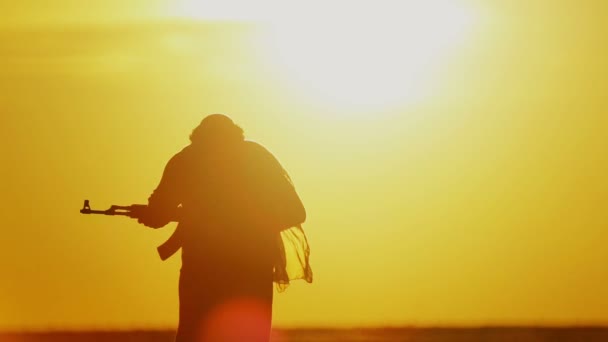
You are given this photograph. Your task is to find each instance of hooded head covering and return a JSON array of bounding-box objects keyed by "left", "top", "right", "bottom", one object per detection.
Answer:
[{"left": 189, "top": 114, "right": 244, "bottom": 145}]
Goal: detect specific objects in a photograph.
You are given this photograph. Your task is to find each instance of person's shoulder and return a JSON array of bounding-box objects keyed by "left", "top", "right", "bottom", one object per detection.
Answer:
[
  {"left": 243, "top": 140, "right": 269, "bottom": 155},
  {"left": 243, "top": 140, "right": 268, "bottom": 151},
  {"left": 244, "top": 140, "right": 284, "bottom": 167},
  {"left": 171, "top": 145, "right": 192, "bottom": 159},
  {"left": 165, "top": 145, "right": 194, "bottom": 168}
]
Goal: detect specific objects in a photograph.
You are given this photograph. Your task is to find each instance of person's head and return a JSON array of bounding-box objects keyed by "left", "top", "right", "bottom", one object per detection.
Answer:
[{"left": 190, "top": 114, "right": 244, "bottom": 146}]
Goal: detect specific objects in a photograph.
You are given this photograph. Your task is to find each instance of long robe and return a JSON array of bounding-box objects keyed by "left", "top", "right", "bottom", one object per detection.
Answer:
[{"left": 146, "top": 140, "right": 312, "bottom": 342}]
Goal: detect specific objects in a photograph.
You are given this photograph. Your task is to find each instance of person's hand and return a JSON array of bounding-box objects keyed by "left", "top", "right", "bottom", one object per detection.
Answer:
[
  {"left": 138, "top": 216, "right": 168, "bottom": 229},
  {"left": 135, "top": 207, "right": 169, "bottom": 229}
]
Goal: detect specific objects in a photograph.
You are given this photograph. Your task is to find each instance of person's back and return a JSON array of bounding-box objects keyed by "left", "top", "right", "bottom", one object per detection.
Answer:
[
  {"left": 177, "top": 139, "right": 279, "bottom": 278},
  {"left": 138, "top": 114, "right": 310, "bottom": 342}
]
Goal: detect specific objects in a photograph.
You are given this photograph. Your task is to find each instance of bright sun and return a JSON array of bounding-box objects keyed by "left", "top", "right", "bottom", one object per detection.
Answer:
[{"left": 171, "top": 0, "right": 478, "bottom": 112}]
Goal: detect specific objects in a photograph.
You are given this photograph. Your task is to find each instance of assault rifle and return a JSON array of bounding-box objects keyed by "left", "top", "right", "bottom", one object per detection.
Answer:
[
  {"left": 79, "top": 199, "right": 183, "bottom": 260},
  {"left": 79, "top": 200, "right": 149, "bottom": 218}
]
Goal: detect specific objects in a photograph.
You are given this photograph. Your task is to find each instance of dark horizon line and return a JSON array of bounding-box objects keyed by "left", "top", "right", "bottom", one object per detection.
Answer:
[{"left": 3, "top": 324, "right": 608, "bottom": 334}]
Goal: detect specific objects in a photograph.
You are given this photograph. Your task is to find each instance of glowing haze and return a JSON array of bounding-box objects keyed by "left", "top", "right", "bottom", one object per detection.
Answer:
[
  {"left": 172, "top": 0, "right": 478, "bottom": 110},
  {"left": 1, "top": 0, "right": 607, "bottom": 331}
]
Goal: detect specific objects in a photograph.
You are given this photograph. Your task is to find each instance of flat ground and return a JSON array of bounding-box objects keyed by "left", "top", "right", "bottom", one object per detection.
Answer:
[{"left": 1, "top": 327, "right": 608, "bottom": 342}]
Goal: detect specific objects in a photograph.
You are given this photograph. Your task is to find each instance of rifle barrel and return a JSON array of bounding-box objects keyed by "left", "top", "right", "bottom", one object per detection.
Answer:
[{"left": 80, "top": 208, "right": 132, "bottom": 216}]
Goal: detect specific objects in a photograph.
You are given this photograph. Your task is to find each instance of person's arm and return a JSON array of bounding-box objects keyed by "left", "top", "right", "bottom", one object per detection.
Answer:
[{"left": 138, "top": 151, "right": 184, "bottom": 228}]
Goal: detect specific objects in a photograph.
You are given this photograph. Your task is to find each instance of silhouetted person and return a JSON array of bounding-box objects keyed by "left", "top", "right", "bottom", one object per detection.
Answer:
[{"left": 137, "top": 114, "right": 312, "bottom": 342}]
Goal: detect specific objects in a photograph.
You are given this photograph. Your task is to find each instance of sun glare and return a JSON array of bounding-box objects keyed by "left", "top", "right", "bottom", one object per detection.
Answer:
[
  {"left": 170, "top": 0, "right": 285, "bottom": 21},
  {"left": 263, "top": 3, "right": 477, "bottom": 112},
  {"left": 171, "top": 0, "right": 478, "bottom": 112}
]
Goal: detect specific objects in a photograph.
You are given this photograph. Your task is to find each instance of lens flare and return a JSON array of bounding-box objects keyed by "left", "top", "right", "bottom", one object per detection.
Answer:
[{"left": 200, "top": 297, "right": 272, "bottom": 341}]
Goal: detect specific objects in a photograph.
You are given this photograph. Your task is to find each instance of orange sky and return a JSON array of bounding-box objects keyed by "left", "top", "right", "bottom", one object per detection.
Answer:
[{"left": 1, "top": 0, "right": 607, "bottom": 331}]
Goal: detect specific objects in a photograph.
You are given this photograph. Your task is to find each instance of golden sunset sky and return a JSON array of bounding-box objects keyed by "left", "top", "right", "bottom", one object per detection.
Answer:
[{"left": 1, "top": 0, "right": 607, "bottom": 331}]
